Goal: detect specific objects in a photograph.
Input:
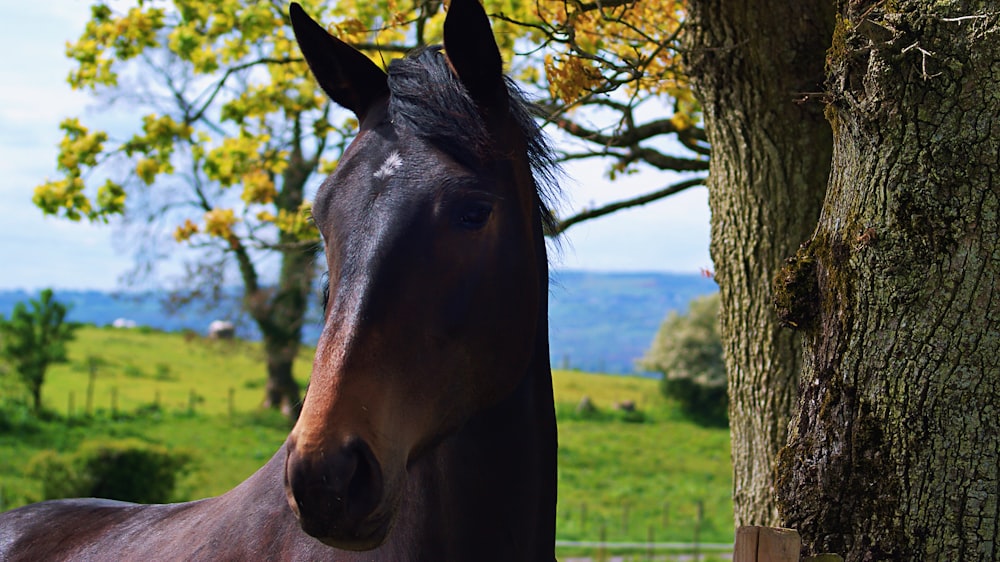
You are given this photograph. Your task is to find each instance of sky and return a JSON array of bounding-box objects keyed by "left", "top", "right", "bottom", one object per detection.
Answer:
[{"left": 0, "top": 1, "right": 712, "bottom": 292}]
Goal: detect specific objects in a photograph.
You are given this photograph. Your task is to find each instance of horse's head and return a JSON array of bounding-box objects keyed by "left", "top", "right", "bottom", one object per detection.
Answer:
[{"left": 285, "top": 0, "right": 555, "bottom": 550}]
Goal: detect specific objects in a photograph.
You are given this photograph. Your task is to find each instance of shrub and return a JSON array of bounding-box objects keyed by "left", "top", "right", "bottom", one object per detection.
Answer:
[
  {"left": 638, "top": 293, "right": 727, "bottom": 426},
  {"left": 26, "top": 438, "right": 193, "bottom": 503}
]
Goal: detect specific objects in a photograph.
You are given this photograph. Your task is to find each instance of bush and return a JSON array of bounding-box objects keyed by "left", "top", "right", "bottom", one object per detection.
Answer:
[
  {"left": 26, "top": 438, "right": 193, "bottom": 503},
  {"left": 638, "top": 293, "right": 727, "bottom": 426}
]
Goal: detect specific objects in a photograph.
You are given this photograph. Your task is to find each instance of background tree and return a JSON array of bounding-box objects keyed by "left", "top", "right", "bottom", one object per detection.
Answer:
[
  {"left": 0, "top": 290, "right": 78, "bottom": 414},
  {"left": 639, "top": 292, "right": 726, "bottom": 426},
  {"left": 35, "top": 0, "right": 706, "bottom": 417}
]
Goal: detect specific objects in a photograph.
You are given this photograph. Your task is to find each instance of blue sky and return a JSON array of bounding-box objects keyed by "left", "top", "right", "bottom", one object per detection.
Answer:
[{"left": 0, "top": 1, "right": 712, "bottom": 291}]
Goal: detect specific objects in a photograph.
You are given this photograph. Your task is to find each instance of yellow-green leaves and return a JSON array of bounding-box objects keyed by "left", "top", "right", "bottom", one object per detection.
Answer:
[
  {"left": 274, "top": 202, "right": 319, "bottom": 241},
  {"left": 240, "top": 169, "right": 277, "bottom": 205},
  {"left": 203, "top": 134, "right": 264, "bottom": 188},
  {"left": 33, "top": 176, "right": 91, "bottom": 221},
  {"left": 95, "top": 180, "right": 126, "bottom": 215},
  {"left": 41, "top": 0, "right": 700, "bottom": 251},
  {"left": 56, "top": 118, "right": 107, "bottom": 171},
  {"left": 125, "top": 114, "right": 193, "bottom": 185},
  {"left": 203, "top": 208, "right": 238, "bottom": 238},
  {"left": 66, "top": 4, "right": 165, "bottom": 89},
  {"left": 34, "top": 119, "right": 116, "bottom": 222}
]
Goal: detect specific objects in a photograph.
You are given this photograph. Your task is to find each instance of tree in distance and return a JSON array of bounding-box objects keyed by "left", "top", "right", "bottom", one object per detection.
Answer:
[
  {"left": 0, "top": 290, "right": 78, "bottom": 415},
  {"left": 639, "top": 293, "right": 726, "bottom": 426}
]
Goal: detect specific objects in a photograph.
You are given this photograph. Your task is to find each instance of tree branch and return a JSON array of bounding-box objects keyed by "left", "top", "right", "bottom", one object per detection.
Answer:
[{"left": 553, "top": 176, "right": 705, "bottom": 234}]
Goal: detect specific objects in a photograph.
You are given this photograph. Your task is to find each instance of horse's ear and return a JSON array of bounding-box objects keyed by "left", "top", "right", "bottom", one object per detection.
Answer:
[
  {"left": 443, "top": 0, "right": 506, "bottom": 110},
  {"left": 289, "top": 2, "right": 389, "bottom": 123}
]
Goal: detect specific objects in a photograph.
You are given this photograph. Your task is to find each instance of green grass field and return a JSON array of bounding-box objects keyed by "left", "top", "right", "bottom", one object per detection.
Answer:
[{"left": 0, "top": 326, "right": 734, "bottom": 550}]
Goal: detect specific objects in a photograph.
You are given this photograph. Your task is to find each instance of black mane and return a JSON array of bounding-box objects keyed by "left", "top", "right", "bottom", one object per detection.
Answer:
[{"left": 386, "top": 46, "right": 561, "bottom": 235}]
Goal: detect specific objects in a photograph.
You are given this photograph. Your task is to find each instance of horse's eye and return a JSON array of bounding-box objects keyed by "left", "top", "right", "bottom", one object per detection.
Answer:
[
  {"left": 319, "top": 273, "right": 330, "bottom": 315},
  {"left": 457, "top": 201, "right": 493, "bottom": 230}
]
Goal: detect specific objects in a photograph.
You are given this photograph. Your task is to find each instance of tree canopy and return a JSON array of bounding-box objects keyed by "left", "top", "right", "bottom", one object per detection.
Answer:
[
  {"left": 32, "top": 0, "right": 706, "bottom": 413},
  {"left": 35, "top": 0, "right": 704, "bottom": 238}
]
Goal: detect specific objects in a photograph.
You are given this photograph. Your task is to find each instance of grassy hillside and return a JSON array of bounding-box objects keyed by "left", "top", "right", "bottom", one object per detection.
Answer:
[{"left": 0, "top": 326, "right": 733, "bottom": 546}]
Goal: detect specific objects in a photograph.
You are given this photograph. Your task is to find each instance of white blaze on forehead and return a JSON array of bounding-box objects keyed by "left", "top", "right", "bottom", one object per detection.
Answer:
[{"left": 373, "top": 151, "right": 403, "bottom": 180}]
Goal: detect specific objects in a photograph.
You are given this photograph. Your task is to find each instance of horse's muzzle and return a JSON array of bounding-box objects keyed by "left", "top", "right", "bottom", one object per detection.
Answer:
[{"left": 284, "top": 436, "right": 389, "bottom": 550}]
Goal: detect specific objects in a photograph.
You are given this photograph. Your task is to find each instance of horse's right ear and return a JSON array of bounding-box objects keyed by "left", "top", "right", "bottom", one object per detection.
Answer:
[{"left": 289, "top": 2, "right": 389, "bottom": 123}]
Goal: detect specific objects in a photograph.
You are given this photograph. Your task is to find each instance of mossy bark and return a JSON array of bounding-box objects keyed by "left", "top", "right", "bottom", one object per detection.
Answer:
[
  {"left": 684, "top": 0, "right": 835, "bottom": 525},
  {"left": 775, "top": 1, "right": 1000, "bottom": 559},
  {"left": 247, "top": 140, "right": 316, "bottom": 419}
]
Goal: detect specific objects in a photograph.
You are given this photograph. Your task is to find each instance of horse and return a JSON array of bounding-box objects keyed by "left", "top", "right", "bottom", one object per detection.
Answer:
[{"left": 0, "top": 0, "right": 559, "bottom": 559}]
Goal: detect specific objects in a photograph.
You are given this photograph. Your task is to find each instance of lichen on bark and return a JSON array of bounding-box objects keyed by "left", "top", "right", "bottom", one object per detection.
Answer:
[{"left": 776, "top": 1, "right": 1000, "bottom": 559}]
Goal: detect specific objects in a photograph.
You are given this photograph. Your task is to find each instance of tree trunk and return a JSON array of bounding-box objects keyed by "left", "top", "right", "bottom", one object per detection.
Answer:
[
  {"left": 684, "top": 0, "right": 835, "bottom": 525},
  {"left": 263, "top": 335, "right": 303, "bottom": 418},
  {"left": 256, "top": 238, "right": 314, "bottom": 419},
  {"left": 246, "top": 126, "right": 318, "bottom": 418},
  {"left": 775, "top": 2, "right": 1000, "bottom": 559},
  {"left": 30, "top": 371, "right": 43, "bottom": 415}
]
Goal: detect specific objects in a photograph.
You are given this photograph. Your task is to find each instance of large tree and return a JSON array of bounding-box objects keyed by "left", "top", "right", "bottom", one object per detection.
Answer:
[
  {"left": 774, "top": 1, "right": 1000, "bottom": 558},
  {"left": 35, "top": 1, "right": 343, "bottom": 415},
  {"left": 684, "top": 0, "right": 834, "bottom": 525},
  {"left": 687, "top": 0, "right": 999, "bottom": 558},
  {"left": 35, "top": 0, "right": 706, "bottom": 416}
]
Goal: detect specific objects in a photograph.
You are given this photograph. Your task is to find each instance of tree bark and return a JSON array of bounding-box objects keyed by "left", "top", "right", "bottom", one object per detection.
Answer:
[
  {"left": 247, "top": 130, "right": 317, "bottom": 418},
  {"left": 775, "top": 1, "right": 1000, "bottom": 559},
  {"left": 684, "top": 0, "right": 835, "bottom": 525},
  {"left": 258, "top": 240, "right": 314, "bottom": 418}
]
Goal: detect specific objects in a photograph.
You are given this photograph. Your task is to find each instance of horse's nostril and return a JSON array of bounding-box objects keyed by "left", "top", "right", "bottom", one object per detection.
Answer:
[
  {"left": 285, "top": 437, "right": 385, "bottom": 545},
  {"left": 344, "top": 438, "right": 382, "bottom": 519}
]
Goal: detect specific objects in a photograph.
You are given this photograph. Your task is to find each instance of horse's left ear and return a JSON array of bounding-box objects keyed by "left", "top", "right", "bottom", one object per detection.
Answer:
[{"left": 443, "top": 0, "right": 506, "bottom": 110}]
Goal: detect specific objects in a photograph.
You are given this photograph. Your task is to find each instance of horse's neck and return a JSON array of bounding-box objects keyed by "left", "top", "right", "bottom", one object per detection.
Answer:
[{"left": 399, "top": 340, "right": 556, "bottom": 560}]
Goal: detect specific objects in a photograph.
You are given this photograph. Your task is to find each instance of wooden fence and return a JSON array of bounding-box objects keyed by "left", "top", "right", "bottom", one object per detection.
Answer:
[{"left": 734, "top": 527, "right": 843, "bottom": 562}]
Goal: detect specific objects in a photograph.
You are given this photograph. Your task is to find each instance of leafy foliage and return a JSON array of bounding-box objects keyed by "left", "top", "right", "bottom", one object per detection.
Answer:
[
  {"left": 26, "top": 438, "right": 192, "bottom": 503},
  {"left": 0, "top": 290, "right": 77, "bottom": 414},
  {"left": 639, "top": 293, "right": 726, "bottom": 426},
  {"left": 35, "top": 0, "right": 703, "bottom": 241},
  {"left": 31, "top": 0, "right": 707, "bottom": 412}
]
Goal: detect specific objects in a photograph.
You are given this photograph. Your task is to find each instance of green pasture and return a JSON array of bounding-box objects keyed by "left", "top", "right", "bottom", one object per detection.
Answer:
[{"left": 0, "top": 326, "right": 733, "bottom": 547}]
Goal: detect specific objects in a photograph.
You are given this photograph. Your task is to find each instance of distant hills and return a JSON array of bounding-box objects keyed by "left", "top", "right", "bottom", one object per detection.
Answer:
[{"left": 0, "top": 271, "right": 717, "bottom": 375}]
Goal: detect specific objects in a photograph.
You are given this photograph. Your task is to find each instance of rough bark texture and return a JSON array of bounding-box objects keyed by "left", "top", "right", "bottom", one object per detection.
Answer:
[
  {"left": 250, "top": 142, "right": 317, "bottom": 418},
  {"left": 775, "top": 1, "right": 1000, "bottom": 559},
  {"left": 684, "top": 0, "right": 835, "bottom": 525}
]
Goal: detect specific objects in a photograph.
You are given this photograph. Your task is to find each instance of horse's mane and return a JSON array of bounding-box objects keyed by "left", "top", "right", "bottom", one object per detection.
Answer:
[{"left": 386, "top": 46, "right": 561, "bottom": 236}]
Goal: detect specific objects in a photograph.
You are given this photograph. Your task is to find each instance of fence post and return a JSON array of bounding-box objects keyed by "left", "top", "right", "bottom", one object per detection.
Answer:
[
  {"left": 86, "top": 357, "right": 97, "bottom": 416},
  {"left": 693, "top": 499, "right": 704, "bottom": 561},
  {"left": 597, "top": 522, "right": 607, "bottom": 562},
  {"left": 734, "top": 526, "right": 800, "bottom": 562}
]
